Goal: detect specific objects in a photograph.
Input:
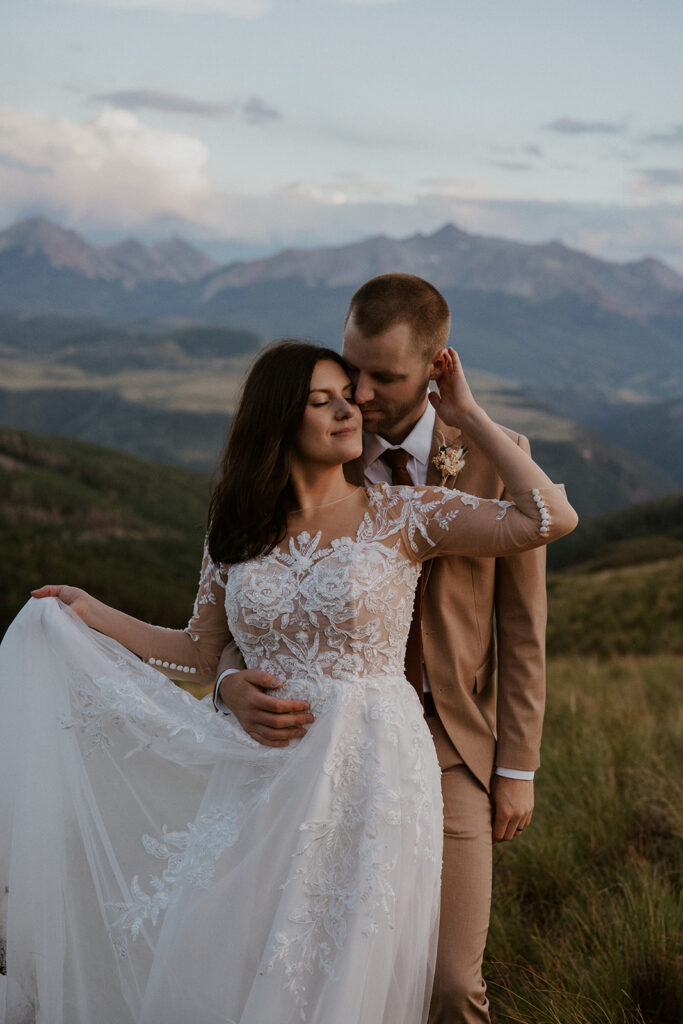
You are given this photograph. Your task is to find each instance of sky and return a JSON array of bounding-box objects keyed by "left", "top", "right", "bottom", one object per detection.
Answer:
[{"left": 2, "top": 0, "right": 683, "bottom": 268}]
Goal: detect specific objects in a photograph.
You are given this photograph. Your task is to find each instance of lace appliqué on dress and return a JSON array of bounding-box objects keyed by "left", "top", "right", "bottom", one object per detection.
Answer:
[
  {"left": 107, "top": 806, "right": 244, "bottom": 960},
  {"left": 59, "top": 653, "right": 220, "bottom": 756},
  {"left": 185, "top": 544, "right": 227, "bottom": 643},
  {"left": 262, "top": 723, "right": 400, "bottom": 1016},
  {"left": 362, "top": 482, "right": 511, "bottom": 553}
]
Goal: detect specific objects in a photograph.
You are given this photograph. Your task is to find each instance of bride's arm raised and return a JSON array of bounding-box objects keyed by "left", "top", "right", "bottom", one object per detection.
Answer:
[
  {"left": 393, "top": 349, "right": 578, "bottom": 560},
  {"left": 31, "top": 539, "right": 231, "bottom": 686}
]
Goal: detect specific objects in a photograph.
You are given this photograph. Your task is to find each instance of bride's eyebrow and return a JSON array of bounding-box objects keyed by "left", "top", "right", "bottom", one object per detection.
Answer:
[{"left": 308, "top": 383, "right": 354, "bottom": 396}]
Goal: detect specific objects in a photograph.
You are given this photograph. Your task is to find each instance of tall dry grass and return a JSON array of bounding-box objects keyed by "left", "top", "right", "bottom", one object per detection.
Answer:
[{"left": 486, "top": 656, "right": 683, "bottom": 1024}]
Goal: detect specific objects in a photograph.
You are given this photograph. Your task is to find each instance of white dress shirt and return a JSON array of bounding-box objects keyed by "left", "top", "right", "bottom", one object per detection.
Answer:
[{"left": 364, "top": 400, "right": 436, "bottom": 488}]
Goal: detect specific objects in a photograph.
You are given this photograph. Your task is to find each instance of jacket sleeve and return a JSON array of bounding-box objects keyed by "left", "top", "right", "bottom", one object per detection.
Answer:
[{"left": 493, "top": 433, "right": 547, "bottom": 773}]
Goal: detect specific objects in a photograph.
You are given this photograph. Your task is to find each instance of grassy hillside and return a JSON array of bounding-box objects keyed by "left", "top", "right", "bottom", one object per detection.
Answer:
[
  {"left": 487, "top": 655, "right": 682, "bottom": 1023},
  {"left": 547, "top": 492, "right": 683, "bottom": 572},
  {"left": 545, "top": 492, "right": 683, "bottom": 658},
  {"left": 547, "top": 557, "right": 683, "bottom": 658}
]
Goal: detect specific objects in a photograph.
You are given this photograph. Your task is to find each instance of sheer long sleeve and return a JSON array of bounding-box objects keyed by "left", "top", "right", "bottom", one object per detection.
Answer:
[
  {"left": 373, "top": 482, "right": 577, "bottom": 562},
  {"left": 95, "top": 540, "right": 233, "bottom": 686}
]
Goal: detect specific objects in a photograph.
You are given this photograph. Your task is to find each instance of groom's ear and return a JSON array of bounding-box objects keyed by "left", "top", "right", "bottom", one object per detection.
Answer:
[{"left": 428, "top": 348, "right": 448, "bottom": 380}]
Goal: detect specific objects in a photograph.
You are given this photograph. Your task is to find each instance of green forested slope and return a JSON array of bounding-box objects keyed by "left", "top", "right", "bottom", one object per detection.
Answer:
[{"left": 0, "top": 427, "right": 211, "bottom": 635}]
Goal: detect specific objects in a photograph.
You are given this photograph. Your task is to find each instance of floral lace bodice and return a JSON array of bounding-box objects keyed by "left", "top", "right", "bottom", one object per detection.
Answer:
[
  {"left": 136, "top": 481, "right": 575, "bottom": 688},
  {"left": 226, "top": 529, "right": 419, "bottom": 711}
]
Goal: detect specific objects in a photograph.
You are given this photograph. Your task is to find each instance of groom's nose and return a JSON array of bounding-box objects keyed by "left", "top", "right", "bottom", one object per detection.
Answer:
[{"left": 354, "top": 373, "right": 374, "bottom": 405}]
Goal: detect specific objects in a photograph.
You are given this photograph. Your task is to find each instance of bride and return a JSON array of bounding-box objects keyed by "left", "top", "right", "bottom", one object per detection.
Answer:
[{"left": 0, "top": 341, "right": 577, "bottom": 1024}]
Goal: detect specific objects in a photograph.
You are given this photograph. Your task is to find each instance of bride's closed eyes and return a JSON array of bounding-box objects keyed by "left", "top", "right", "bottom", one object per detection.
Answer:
[{"left": 308, "top": 385, "right": 356, "bottom": 407}]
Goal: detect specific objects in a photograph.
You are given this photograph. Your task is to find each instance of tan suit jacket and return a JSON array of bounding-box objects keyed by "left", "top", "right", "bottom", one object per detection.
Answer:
[{"left": 345, "top": 413, "right": 547, "bottom": 791}]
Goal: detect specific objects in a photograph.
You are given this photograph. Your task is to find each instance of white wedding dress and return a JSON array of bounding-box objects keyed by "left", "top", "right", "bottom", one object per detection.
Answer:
[{"left": 0, "top": 482, "right": 568, "bottom": 1024}]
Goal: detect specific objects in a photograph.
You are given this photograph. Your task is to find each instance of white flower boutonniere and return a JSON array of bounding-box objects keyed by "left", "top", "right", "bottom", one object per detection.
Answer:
[{"left": 432, "top": 435, "right": 468, "bottom": 485}]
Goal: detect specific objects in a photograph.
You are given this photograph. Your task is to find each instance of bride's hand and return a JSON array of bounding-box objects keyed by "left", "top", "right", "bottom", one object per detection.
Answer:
[
  {"left": 31, "top": 585, "right": 93, "bottom": 622},
  {"left": 428, "top": 348, "right": 479, "bottom": 427}
]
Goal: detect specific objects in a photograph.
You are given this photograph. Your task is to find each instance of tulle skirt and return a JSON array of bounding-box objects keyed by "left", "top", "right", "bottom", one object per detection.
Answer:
[{"left": 0, "top": 599, "right": 442, "bottom": 1024}]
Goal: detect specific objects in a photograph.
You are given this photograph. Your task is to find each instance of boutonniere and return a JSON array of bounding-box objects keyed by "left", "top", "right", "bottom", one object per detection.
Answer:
[{"left": 432, "top": 434, "right": 468, "bottom": 485}]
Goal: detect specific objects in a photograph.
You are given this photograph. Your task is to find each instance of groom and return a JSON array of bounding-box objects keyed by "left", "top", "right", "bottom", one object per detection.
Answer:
[{"left": 213, "top": 274, "right": 546, "bottom": 1024}]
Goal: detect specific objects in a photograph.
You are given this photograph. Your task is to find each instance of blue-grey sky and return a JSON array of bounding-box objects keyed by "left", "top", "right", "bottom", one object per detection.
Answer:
[{"left": 2, "top": 0, "right": 683, "bottom": 267}]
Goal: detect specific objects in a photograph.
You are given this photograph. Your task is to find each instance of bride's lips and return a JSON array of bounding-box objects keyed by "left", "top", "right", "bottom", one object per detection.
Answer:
[{"left": 331, "top": 427, "right": 358, "bottom": 437}]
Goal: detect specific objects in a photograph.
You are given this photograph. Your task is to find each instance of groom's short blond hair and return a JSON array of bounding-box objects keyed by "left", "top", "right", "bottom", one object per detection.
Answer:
[{"left": 344, "top": 274, "right": 451, "bottom": 360}]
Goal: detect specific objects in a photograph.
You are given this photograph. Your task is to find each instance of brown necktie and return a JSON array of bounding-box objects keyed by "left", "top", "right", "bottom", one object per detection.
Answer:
[{"left": 381, "top": 449, "right": 425, "bottom": 708}]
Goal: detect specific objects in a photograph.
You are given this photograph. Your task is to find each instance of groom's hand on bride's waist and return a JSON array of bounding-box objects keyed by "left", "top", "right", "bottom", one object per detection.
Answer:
[{"left": 217, "top": 670, "right": 314, "bottom": 748}]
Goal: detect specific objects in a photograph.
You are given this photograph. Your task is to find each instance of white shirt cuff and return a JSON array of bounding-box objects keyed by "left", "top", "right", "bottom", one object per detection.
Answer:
[
  {"left": 213, "top": 668, "right": 238, "bottom": 714},
  {"left": 494, "top": 767, "right": 535, "bottom": 781}
]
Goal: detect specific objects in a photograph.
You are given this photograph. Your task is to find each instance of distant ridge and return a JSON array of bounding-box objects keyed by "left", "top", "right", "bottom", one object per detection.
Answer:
[
  {"left": 0, "top": 217, "right": 218, "bottom": 287},
  {"left": 1, "top": 216, "right": 682, "bottom": 320},
  {"left": 200, "top": 222, "right": 683, "bottom": 318}
]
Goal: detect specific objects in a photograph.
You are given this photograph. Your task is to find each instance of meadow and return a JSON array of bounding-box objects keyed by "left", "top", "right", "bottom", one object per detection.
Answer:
[
  {"left": 1, "top": 427, "right": 681, "bottom": 1022},
  {"left": 486, "top": 655, "right": 682, "bottom": 1023}
]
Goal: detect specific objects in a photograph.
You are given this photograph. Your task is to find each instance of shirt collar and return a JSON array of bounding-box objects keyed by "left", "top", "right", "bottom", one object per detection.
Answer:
[{"left": 364, "top": 400, "right": 436, "bottom": 469}]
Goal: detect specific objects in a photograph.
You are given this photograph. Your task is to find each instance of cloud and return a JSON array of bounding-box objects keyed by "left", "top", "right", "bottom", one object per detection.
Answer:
[
  {"left": 544, "top": 116, "right": 623, "bottom": 136},
  {"left": 241, "top": 96, "right": 280, "bottom": 124},
  {"left": 92, "top": 90, "right": 232, "bottom": 117},
  {"left": 284, "top": 174, "right": 394, "bottom": 205},
  {"left": 0, "top": 103, "right": 210, "bottom": 231},
  {"left": 634, "top": 167, "right": 683, "bottom": 190},
  {"left": 492, "top": 161, "right": 532, "bottom": 172},
  {"left": 644, "top": 124, "right": 683, "bottom": 145},
  {"left": 91, "top": 89, "right": 280, "bottom": 123},
  {"left": 69, "top": 0, "right": 269, "bottom": 13}
]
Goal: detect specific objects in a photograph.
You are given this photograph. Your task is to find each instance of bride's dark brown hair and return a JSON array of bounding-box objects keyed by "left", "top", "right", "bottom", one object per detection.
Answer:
[{"left": 208, "top": 340, "right": 350, "bottom": 565}]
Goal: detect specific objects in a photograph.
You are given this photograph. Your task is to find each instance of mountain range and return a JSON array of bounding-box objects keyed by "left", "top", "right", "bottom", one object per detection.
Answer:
[
  {"left": 199, "top": 223, "right": 683, "bottom": 318},
  {"left": 2, "top": 216, "right": 683, "bottom": 321}
]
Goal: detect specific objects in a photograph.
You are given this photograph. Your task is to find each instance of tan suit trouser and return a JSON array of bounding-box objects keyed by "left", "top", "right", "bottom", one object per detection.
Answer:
[{"left": 427, "top": 714, "right": 492, "bottom": 1024}]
